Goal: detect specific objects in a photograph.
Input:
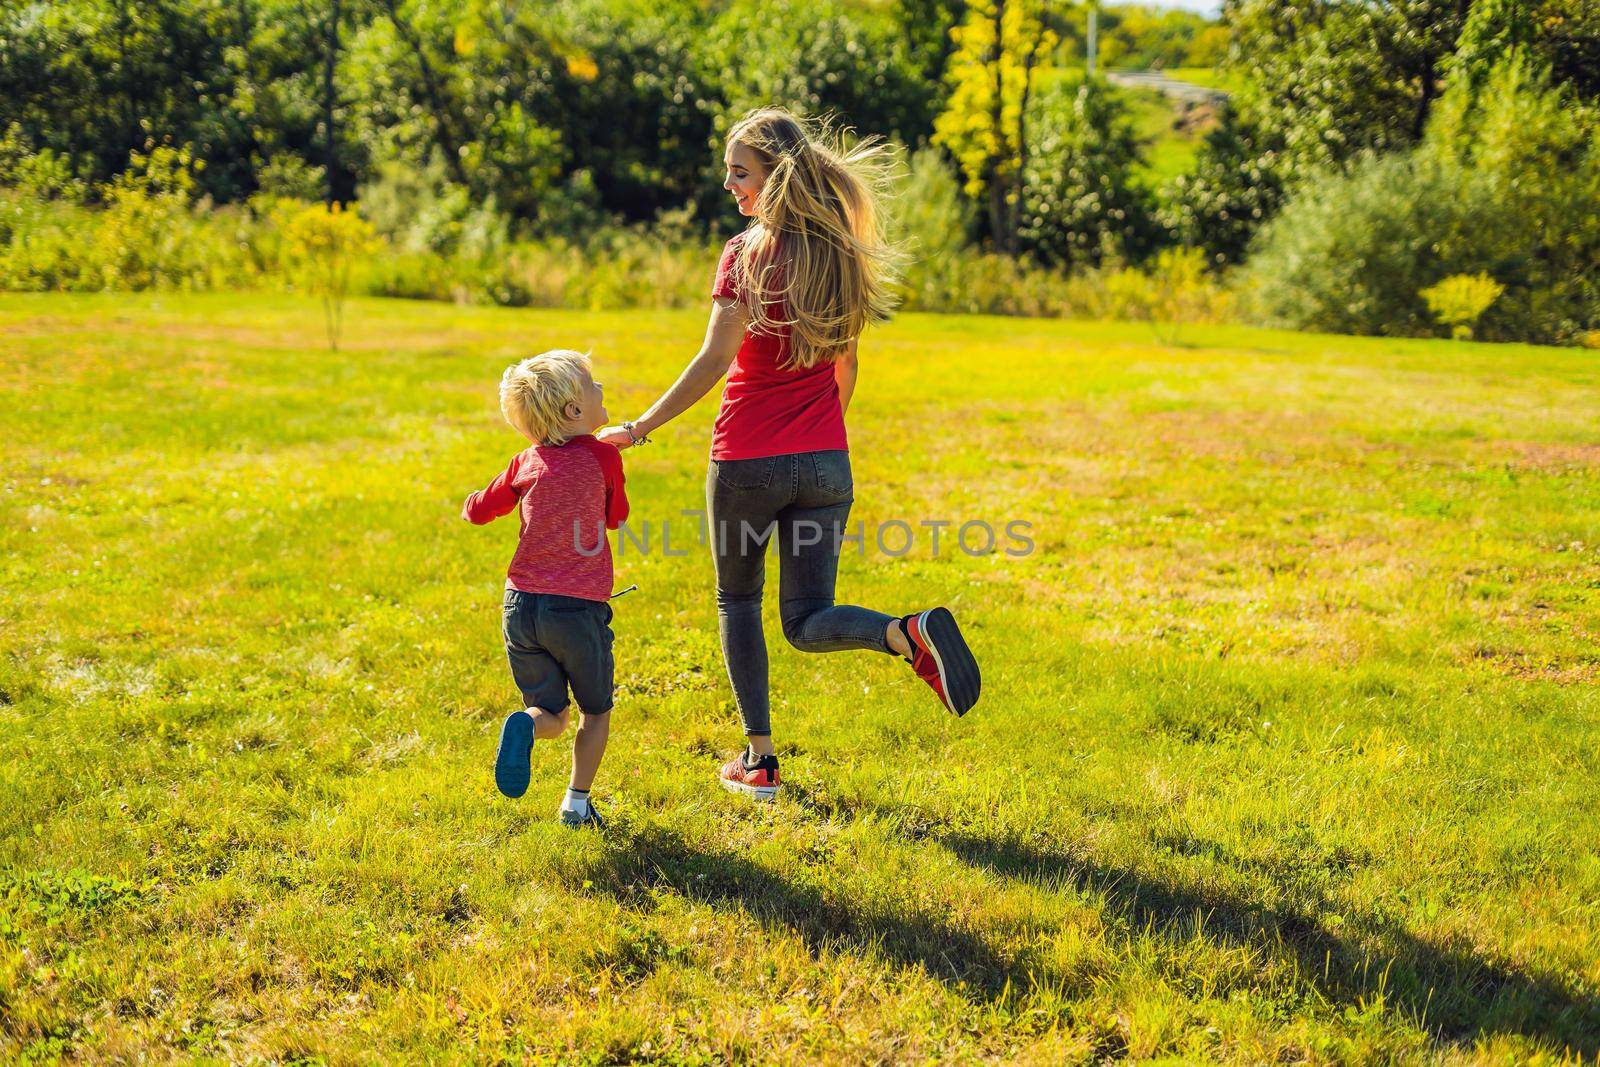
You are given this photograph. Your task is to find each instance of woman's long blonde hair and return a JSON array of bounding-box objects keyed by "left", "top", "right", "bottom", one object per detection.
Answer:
[{"left": 726, "top": 107, "right": 900, "bottom": 370}]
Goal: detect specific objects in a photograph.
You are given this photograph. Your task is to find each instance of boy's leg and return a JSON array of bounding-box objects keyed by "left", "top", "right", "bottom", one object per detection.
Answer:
[
  {"left": 538, "top": 594, "right": 614, "bottom": 824},
  {"left": 531, "top": 706, "right": 571, "bottom": 739},
  {"left": 499, "top": 590, "right": 572, "bottom": 799},
  {"left": 569, "top": 711, "right": 610, "bottom": 791}
]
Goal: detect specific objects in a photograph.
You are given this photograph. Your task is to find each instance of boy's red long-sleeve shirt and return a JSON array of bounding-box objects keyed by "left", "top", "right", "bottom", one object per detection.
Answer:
[{"left": 462, "top": 434, "right": 628, "bottom": 603}]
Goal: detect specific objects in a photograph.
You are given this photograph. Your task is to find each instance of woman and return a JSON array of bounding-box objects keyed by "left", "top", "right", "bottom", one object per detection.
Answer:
[{"left": 597, "top": 107, "right": 979, "bottom": 801}]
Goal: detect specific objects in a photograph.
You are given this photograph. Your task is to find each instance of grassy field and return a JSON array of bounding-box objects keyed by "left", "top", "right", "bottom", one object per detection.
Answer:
[
  {"left": 3, "top": 292, "right": 1599, "bottom": 1064},
  {"left": 1122, "top": 87, "right": 1202, "bottom": 187}
]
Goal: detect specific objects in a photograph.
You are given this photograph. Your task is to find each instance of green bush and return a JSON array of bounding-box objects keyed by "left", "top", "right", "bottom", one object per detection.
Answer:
[
  {"left": 1018, "top": 77, "right": 1156, "bottom": 270},
  {"left": 507, "top": 231, "right": 717, "bottom": 310},
  {"left": 358, "top": 149, "right": 510, "bottom": 260},
  {"left": 280, "top": 202, "right": 381, "bottom": 350},
  {"left": 1157, "top": 102, "right": 1287, "bottom": 268},
  {"left": 0, "top": 145, "right": 259, "bottom": 292},
  {"left": 0, "top": 134, "right": 1234, "bottom": 327},
  {"left": 1241, "top": 57, "right": 1600, "bottom": 345},
  {"left": 1102, "top": 247, "right": 1236, "bottom": 341},
  {"left": 0, "top": 123, "right": 85, "bottom": 202},
  {"left": 896, "top": 242, "right": 1232, "bottom": 323},
  {"left": 1421, "top": 273, "right": 1504, "bottom": 340},
  {"left": 1238, "top": 152, "right": 1471, "bottom": 337},
  {"left": 889, "top": 147, "right": 976, "bottom": 310}
]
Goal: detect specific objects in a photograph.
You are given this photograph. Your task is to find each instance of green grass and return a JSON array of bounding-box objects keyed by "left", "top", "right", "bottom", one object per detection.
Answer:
[
  {"left": 3, "top": 292, "right": 1599, "bottom": 1063},
  {"left": 1123, "top": 87, "right": 1201, "bottom": 187}
]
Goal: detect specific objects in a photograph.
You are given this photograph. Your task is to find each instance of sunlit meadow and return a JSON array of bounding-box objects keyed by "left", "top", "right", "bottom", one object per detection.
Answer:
[{"left": 2, "top": 292, "right": 1597, "bottom": 1063}]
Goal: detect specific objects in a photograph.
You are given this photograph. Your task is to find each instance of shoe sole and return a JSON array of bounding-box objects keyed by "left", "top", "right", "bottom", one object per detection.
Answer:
[
  {"left": 720, "top": 777, "right": 780, "bottom": 801},
  {"left": 914, "top": 607, "right": 981, "bottom": 716},
  {"left": 494, "top": 711, "right": 534, "bottom": 798}
]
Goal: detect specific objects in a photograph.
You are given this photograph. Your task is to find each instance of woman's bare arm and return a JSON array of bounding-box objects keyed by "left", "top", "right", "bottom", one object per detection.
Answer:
[
  {"left": 598, "top": 297, "right": 747, "bottom": 447},
  {"left": 834, "top": 337, "right": 859, "bottom": 417}
]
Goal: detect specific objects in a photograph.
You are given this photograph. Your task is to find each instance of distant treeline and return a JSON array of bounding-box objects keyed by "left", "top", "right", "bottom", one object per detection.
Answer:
[{"left": 3, "top": 0, "right": 1599, "bottom": 344}]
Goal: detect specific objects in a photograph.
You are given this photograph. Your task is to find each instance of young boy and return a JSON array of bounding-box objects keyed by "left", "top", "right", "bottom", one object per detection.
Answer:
[{"left": 462, "top": 350, "right": 628, "bottom": 828}]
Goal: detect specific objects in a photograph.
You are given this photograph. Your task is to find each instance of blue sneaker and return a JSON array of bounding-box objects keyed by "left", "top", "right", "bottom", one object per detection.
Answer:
[{"left": 494, "top": 711, "right": 534, "bottom": 798}]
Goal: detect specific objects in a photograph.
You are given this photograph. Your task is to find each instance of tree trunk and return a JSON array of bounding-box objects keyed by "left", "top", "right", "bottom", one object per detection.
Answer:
[
  {"left": 381, "top": 0, "right": 474, "bottom": 189},
  {"left": 988, "top": 0, "right": 1009, "bottom": 254},
  {"left": 1012, "top": 27, "right": 1048, "bottom": 253},
  {"left": 1411, "top": 49, "right": 1436, "bottom": 141},
  {"left": 324, "top": 0, "right": 340, "bottom": 204}
]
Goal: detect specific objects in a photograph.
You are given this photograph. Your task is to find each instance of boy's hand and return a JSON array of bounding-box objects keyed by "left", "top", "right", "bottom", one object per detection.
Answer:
[{"left": 595, "top": 425, "right": 634, "bottom": 449}]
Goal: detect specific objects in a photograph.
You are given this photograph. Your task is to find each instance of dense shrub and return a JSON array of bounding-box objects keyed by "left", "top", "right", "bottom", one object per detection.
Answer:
[
  {"left": 504, "top": 232, "right": 716, "bottom": 310},
  {"left": 0, "top": 146, "right": 259, "bottom": 292},
  {"left": 1156, "top": 102, "right": 1287, "bottom": 268},
  {"left": 0, "top": 125, "right": 1231, "bottom": 326},
  {"left": 1238, "top": 152, "right": 1469, "bottom": 337},
  {"left": 1017, "top": 77, "right": 1155, "bottom": 270},
  {"left": 1242, "top": 58, "right": 1600, "bottom": 345},
  {"left": 897, "top": 244, "right": 1231, "bottom": 324},
  {"left": 888, "top": 147, "right": 976, "bottom": 310}
]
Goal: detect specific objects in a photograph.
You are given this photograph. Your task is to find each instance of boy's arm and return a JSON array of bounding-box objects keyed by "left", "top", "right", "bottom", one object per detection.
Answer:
[
  {"left": 461, "top": 453, "right": 524, "bottom": 524},
  {"left": 601, "top": 444, "right": 629, "bottom": 530}
]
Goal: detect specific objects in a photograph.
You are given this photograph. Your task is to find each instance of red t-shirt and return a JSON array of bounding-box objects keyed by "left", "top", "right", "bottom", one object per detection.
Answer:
[
  {"left": 461, "top": 434, "right": 628, "bottom": 603},
  {"left": 709, "top": 230, "right": 849, "bottom": 461}
]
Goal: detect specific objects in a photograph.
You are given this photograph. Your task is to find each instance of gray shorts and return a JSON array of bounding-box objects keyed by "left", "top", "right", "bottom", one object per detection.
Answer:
[{"left": 502, "top": 589, "right": 614, "bottom": 715}]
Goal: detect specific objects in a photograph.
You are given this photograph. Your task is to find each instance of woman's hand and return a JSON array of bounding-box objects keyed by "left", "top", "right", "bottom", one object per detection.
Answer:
[{"left": 596, "top": 425, "right": 635, "bottom": 449}]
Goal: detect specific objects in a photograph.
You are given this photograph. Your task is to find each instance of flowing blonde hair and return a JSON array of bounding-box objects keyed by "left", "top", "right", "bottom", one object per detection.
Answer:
[{"left": 726, "top": 107, "right": 900, "bottom": 370}]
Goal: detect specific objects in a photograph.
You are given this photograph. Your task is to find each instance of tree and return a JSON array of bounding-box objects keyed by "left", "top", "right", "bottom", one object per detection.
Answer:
[
  {"left": 1156, "top": 100, "right": 1287, "bottom": 266},
  {"left": 1158, "top": 0, "right": 1469, "bottom": 266},
  {"left": 933, "top": 0, "right": 1062, "bottom": 255},
  {"left": 1242, "top": 54, "right": 1600, "bottom": 345},
  {"left": 1018, "top": 76, "right": 1154, "bottom": 268},
  {"left": 281, "top": 201, "right": 380, "bottom": 350},
  {"left": 897, "top": 0, "right": 971, "bottom": 126}
]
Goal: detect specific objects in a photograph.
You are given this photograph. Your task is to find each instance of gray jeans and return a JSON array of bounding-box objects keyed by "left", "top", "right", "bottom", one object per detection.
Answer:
[{"left": 706, "top": 449, "right": 895, "bottom": 736}]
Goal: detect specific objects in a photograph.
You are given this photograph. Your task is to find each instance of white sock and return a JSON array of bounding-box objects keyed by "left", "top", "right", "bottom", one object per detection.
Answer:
[{"left": 560, "top": 787, "right": 590, "bottom": 815}]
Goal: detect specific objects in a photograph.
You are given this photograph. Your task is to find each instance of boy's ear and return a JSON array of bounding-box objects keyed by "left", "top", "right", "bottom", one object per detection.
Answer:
[{"left": 563, "top": 401, "right": 582, "bottom": 422}]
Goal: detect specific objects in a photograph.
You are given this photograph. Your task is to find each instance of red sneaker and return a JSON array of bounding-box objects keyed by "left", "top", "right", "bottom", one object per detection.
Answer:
[
  {"left": 720, "top": 750, "right": 781, "bottom": 801},
  {"left": 902, "top": 607, "right": 981, "bottom": 716}
]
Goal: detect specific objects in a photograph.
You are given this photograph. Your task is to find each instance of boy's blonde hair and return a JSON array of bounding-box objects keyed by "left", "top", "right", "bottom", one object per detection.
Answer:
[{"left": 499, "top": 349, "right": 591, "bottom": 445}]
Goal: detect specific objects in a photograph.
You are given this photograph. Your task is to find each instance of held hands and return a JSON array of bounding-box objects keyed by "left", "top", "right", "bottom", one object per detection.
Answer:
[{"left": 595, "top": 425, "right": 635, "bottom": 449}]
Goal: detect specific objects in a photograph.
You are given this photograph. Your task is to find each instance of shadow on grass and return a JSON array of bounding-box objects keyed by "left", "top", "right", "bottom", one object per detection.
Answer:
[
  {"left": 937, "top": 830, "right": 1600, "bottom": 1058},
  {"left": 581, "top": 822, "right": 1039, "bottom": 1001},
  {"left": 579, "top": 818, "right": 1597, "bottom": 1058}
]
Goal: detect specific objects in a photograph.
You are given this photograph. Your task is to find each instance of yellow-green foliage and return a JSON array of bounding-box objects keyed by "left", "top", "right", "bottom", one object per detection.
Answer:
[
  {"left": 897, "top": 244, "right": 1233, "bottom": 326},
  {"left": 0, "top": 147, "right": 260, "bottom": 293},
  {"left": 1103, "top": 247, "right": 1235, "bottom": 342},
  {"left": 4, "top": 293, "right": 1599, "bottom": 1062},
  {"left": 1421, "top": 272, "right": 1505, "bottom": 340},
  {"left": 280, "top": 202, "right": 381, "bottom": 351},
  {"left": 933, "top": 0, "right": 1057, "bottom": 200}
]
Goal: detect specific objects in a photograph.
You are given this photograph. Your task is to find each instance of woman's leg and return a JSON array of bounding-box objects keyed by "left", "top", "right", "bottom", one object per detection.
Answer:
[
  {"left": 706, "top": 457, "right": 787, "bottom": 747},
  {"left": 777, "top": 452, "right": 899, "bottom": 655},
  {"left": 779, "top": 452, "right": 983, "bottom": 716},
  {"left": 776, "top": 497, "right": 900, "bottom": 653}
]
